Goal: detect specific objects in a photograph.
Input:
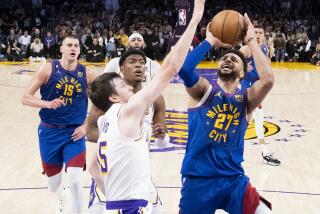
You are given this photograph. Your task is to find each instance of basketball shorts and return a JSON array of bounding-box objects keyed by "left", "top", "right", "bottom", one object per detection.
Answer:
[
  {"left": 88, "top": 179, "right": 162, "bottom": 214},
  {"left": 105, "top": 199, "right": 153, "bottom": 214},
  {"left": 38, "top": 122, "right": 86, "bottom": 177},
  {"left": 179, "top": 174, "right": 270, "bottom": 214}
]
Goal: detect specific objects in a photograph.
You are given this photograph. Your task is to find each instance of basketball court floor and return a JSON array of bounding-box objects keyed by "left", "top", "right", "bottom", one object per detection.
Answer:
[{"left": 0, "top": 60, "right": 320, "bottom": 214}]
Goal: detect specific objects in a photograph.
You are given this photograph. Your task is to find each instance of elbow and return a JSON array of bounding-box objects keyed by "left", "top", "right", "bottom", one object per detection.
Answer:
[
  {"left": 86, "top": 131, "right": 97, "bottom": 143},
  {"left": 262, "top": 71, "right": 274, "bottom": 90},
  {"left": 20, "top": 96, "right": 27, "bottom": 106}
]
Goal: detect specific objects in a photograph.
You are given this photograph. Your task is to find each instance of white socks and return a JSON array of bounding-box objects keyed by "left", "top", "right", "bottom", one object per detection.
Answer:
[
  {"left": 67, "top": 167, "right": 84, "bottom": 214},
  {"left": 255, "top": 200, "right": 272, "bottom": 214}
]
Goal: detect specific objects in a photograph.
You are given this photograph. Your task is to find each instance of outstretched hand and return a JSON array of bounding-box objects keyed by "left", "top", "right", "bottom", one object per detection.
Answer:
[
  {"left": 205, "top": 23, "right": 232, "bottom": 48},
  {"left": 190, "top": 0, "right": 206, "bottom": 24},
  {"left": 243, "top": 13, "right": 256, "bottom": 44}
]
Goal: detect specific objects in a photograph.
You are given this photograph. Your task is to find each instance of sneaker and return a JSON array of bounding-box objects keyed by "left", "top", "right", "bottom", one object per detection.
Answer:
[{"left": 262, "top": 152, "right": 281, "bottom": 166}]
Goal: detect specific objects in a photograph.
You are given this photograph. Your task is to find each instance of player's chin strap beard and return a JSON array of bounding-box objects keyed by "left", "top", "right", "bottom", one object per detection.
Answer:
[{"left": 217, "top": 69, "right": 238, "bottom": 82}]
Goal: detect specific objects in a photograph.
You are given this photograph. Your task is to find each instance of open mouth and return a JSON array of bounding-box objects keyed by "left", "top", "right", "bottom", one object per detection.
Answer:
[{"left": 70, "top": 53, "right": 76, "bottom": 57}]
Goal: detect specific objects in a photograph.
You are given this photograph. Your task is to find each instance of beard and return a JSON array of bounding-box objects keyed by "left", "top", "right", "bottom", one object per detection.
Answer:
[{"left": 217, "top": 69, "right": 238, "bottom": 81}]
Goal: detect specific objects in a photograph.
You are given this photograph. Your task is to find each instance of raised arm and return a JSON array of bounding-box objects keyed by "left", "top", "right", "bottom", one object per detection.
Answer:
[
  {"left": 245, "top": 14, "right": 274, "bottom": 113},
  {"left": 178, "top": 24, "right": 231, "bottom": 101},
  {"left": 123, "top": 0, "right": 206, "bottom": 121}
]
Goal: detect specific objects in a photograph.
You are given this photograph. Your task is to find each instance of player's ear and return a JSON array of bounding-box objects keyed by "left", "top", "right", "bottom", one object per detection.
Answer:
[
  {"left": 120, "top": 66, "right": 124, "bottom": 73},
  {"left": 239, "top": 70, "right": 245, "bottom": 79},
  {"left": 109, "top": 94, "right": 119, "bottom": 103}
]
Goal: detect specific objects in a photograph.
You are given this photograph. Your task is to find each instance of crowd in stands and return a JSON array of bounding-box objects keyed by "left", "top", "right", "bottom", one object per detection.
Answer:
[{"left": 0, "top": 0, "right": 319, "bottom": 65}]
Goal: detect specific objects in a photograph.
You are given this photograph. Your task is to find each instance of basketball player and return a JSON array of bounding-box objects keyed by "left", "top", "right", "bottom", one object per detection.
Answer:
[
  {"left": 104, "top": 32, "right": 161, "bottom": 84},
  {"left": 240, "top": 25, "right": 281, "bottom": 166},
  {"left": 88, "top": 0, "right": 206, "bottom": 212},
  {"left": 21, "top": 35, "right": 96, "bottom": 214},
  {"left": 87, "top": 49, "right": 169, "bottom": 214},
  {"left": 177, "top": 14, "right": 273, "bottom": 213}
]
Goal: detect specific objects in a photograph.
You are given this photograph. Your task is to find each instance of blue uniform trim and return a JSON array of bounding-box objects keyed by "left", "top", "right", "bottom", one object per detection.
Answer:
[{"left": 178, "top": 40, "right": 212, "bottom": 87}]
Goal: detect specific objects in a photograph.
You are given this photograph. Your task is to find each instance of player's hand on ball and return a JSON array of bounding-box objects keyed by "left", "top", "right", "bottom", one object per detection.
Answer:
[
  {"left": 243, "top": 13, "right": 256, "bottom": 44},
  {"left": 206, "top": 23, "right": 232, "bottom": 48}
]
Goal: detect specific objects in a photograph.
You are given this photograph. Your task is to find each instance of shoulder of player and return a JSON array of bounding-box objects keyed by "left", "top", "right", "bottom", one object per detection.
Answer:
[
  {"left": 34, "top": 62, "right": 52, "bottom": 83},
  {"left": 104, "top": 57, "right": 120, "bottom": 73},
  {"left": 86, "top": 69, "right": 96, "bottom": 84}
]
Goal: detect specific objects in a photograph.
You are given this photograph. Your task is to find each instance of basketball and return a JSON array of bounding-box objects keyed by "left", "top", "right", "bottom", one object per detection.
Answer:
[{"left": 209, "top": 10, "right": 246, "bottom": 46}]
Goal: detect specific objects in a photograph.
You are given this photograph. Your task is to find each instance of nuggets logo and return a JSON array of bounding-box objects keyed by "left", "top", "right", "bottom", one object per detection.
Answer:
[
  {"left": 77, "top": 71, "right": 83, "bottom": 77},
  {"left": 55, "top": 76, "right": 83, "bottom": 105}
]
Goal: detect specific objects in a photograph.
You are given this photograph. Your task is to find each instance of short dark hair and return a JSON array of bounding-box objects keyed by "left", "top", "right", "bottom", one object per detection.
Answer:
[
  {"left": 119, "top": 48, "right": 146, "bottom": 66},
  {"left": 221, "top": 49, "right": 248, "bottom": 74},
  {"left": 88, "top": 72, "right": 121, "bottom": 112}
]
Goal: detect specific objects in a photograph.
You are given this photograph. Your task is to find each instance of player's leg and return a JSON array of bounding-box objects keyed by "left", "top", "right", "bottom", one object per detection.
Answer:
[
  {"left": 64, "top": 129, "right": 86, "bottom": 214},
  {"left": 150, "top": 189, "right": 162, "bottom": 214},
  {"left": 179, "top": 177, "right": 217, "bottom": 214},
  {"left": 38, "top": 123, "right": 65, "bottom": 213},
  {"left": 254, "top": 106, "right": 281, "bottom": 166},
  {"left": 88, "top": 179, "right": 106, "bottom": 214},
  {"left": 225, "top": 176, "right": 272, "bottom": 214}
]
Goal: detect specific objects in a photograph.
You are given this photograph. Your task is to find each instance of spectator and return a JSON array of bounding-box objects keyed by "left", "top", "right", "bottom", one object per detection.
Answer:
[
  {"left": 274, "top": 30, "right": 286, "bottom": 62},
  {"left": 144, "top": 28, "right": 160, "bottom": 60},
  {"left": 119, "top": 28, "right": 129, "bottom": 46},
  {"left": 86, "top": 37, "right": 105, "bottom": 62},
  {"left": 105, "top": 30, "right": 116, "bottom": 61},
  {"left": 286, "top": 34, "right": 298, "bottom": 62},
  {"left": 265, "top": 32, "right": 274, "bottom": 60},
  {"left": 19, "top": 30, "right": 31, "bottom": 58},
  {"left": 29, "top": 38, "right": 45, "bottom": 62},
  {"left": 311, "top": 42, "right": 320, "bottom": 65},
  {"left": 298, "top": 32, "right": 312, "bottom": 62},
  {"left": 7, "top": 39, "right": 23, "bottom": 61},
  {"left": 44, "top": 31, "right": 57, "bottom": 59},
  {"left": 115, "top": 38, "right": 126, "bottom": 57}
]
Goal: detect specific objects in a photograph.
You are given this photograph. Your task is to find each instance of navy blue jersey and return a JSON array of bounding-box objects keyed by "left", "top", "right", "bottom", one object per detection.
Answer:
[
  {"left": 39, "top": 60, "right": 88, "bottom": 126},
  {"left": 241, "top": 44, "right": 268, "bottom": 88},
  {"left": 181, "top": 82, "right": 248, "bottom": 177}
]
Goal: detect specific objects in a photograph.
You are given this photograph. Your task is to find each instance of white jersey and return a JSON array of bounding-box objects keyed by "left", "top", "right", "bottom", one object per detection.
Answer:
[
  {"left": 97, "top": 103, "right": 155, "bottom": 202},
  {"left": 104, "top": 57, "right": 161, "bottom": 85}
]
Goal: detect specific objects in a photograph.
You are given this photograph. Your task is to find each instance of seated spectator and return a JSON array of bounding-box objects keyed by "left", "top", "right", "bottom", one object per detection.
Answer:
[
  {"left": 7, "top": 39, "right": 23, "bottom": 61},
  {"left": 115, "top": 38, "right": 126, "bottom": 57},
  {"left": 311, "top": 43, "right": 320, "bottom": 66},
  {"left": 105, "top": 30, "right": 116, "bottom": 61},
  {"left": 115, "top": 28, "right": 129, "bottom": 47},
  {"left": 29, "top": 38, "right": 45, "bottom": 62},
  {"left": 298, "top": 32, "right": 312, "bottom": 62},
  {"left": 274, "top": 30, "right": 286, "bottom": 62},
  {"left": 19, "top": 30, "right": 31, "bottom": 58},
  {"left": 265, "top": 32, "right": 274, "bottom": 60},
  {"left": 44, "top": 31, "right": 57, "bottom": 59},
  {"left": 86, "top": 37, "right": 105, "bottom": 62},
  {"left": 286, "top": 34, "right": 298, "bottom": 62}
]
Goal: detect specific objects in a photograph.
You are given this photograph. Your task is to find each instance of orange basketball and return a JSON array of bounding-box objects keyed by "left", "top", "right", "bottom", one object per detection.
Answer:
[{"left": 209, "top": 10, "right": 246, "bottom": 46}]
